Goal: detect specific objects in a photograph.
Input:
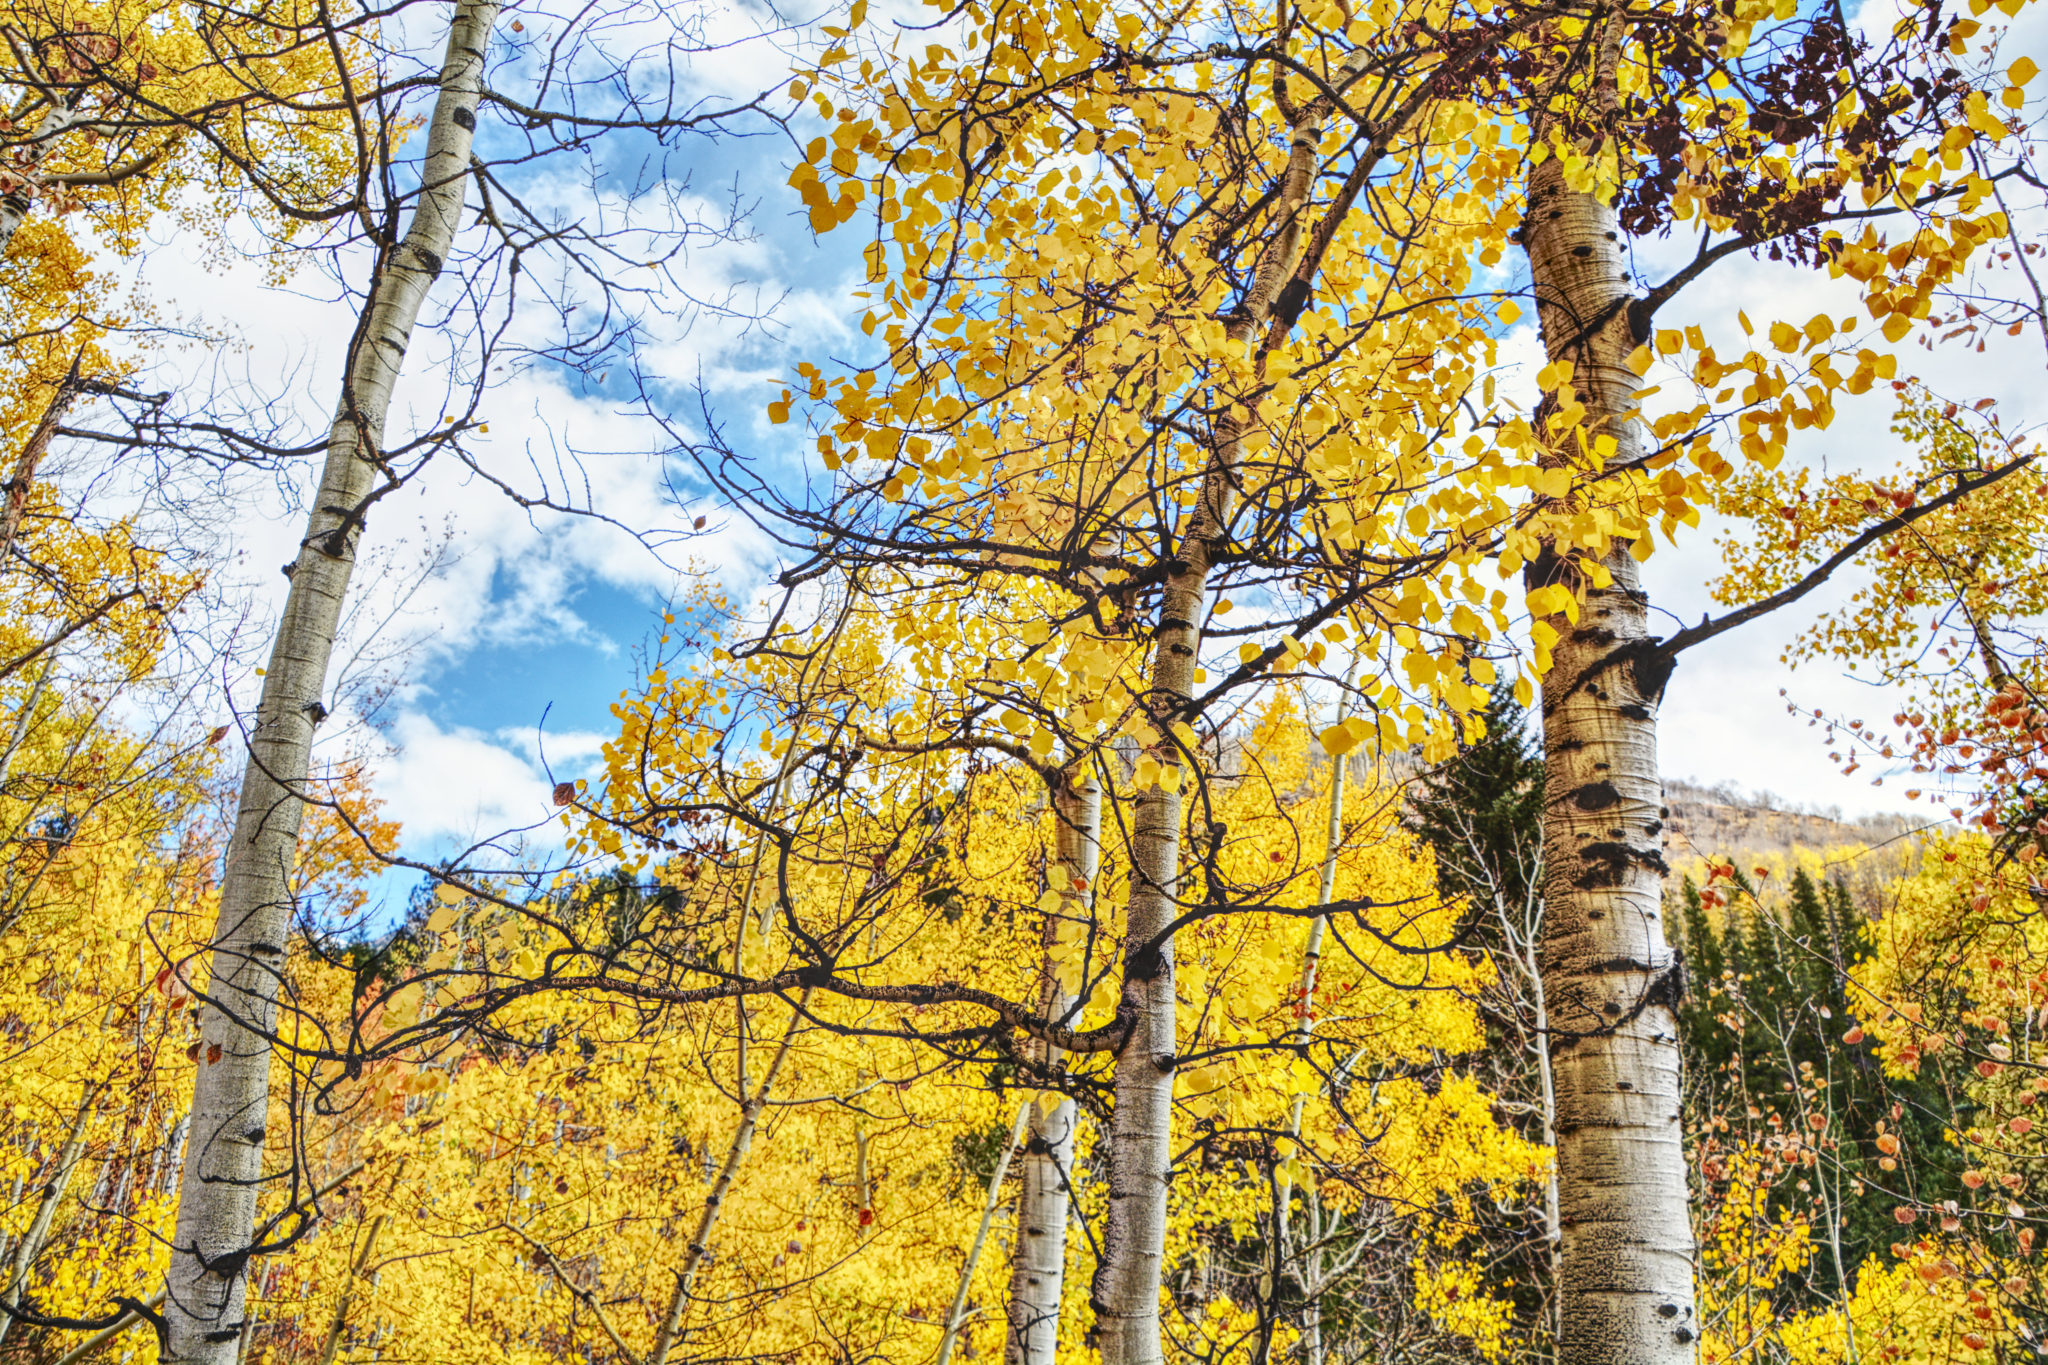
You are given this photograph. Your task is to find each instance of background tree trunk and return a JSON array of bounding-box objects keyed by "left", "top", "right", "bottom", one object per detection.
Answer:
[
  {"left": 647, "top": 986, "right": 816, "bottom": 1365},
  {"left": 161, "top": 5, "right": 499, "bottom": 1359},
  {"left": 1087, "top": 77, "right": 1346, "bottom": 1365},
  {"left": 1005, "top": 766, "right": 1095, "bottom": 1364},
  {"left": 940, "top": 1102, "right": 1032, "bottom": 1365},
  {"left": 0, "top": 1090, "right": 95, "bottom": 1350},
  {"left": 0, "top": 97, "right": 79, "bottom": 252}
]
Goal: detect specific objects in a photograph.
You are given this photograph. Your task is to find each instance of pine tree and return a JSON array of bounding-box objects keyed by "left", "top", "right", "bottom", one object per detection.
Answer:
[
  {"left": 1673, "top": 879, "right": 1733, "bottom": 1079},
  {"left": 1404, "top": 683, "right": 1544, "bottom": 914},
  {"left": 1824, "top": 878, "right": 1860, "bottom": 974},
  {"left": 1403, "top": 683, "right": 1551, "bottom": 1343},
  {"left": 1719, "top": 902, "right": 1751, "bottom": 986},
  {"left": 1676, "top": 878, "right": 1724, "bottom": 985},
  {"left": 1786, "top": 868, "right": 1840, "bottom": 1013}
]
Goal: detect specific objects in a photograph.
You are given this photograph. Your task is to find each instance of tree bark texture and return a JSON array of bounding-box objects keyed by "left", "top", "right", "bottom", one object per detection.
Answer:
[
  {"left": 1521, "top": 149, "right": 1696, "bottom": 1365},
  {"left": 161, "top": 6, "right": 499, "bottom": 1360},
  {"left": 939, "top": 1102, "right": 1032, "bottom": 1365},
  {"left": 0, "top": 1090, "right": 94, "bottom": 1350},
  {"left": 1005, "top": 768, "right": 1096, "bottom": 1364},
  {"left": 648, "top": 986, "right": 816, "bottom": 1365},
  {"left": 0, "top": 98, "right": 78, "bottom": 254},
  {"left": 1087, "top": 74, "right": 1349, "bottom": 1365}
]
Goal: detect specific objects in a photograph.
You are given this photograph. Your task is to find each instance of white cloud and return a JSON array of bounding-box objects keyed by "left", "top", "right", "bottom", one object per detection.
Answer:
[{"left": 372, "top": 711, "right": 602, "bottom": 848}]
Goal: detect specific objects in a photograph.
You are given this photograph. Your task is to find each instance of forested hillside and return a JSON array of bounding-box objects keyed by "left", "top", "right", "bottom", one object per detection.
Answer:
[{"left": 1, "top": 0, "right": 2046, "bottom": 1360}]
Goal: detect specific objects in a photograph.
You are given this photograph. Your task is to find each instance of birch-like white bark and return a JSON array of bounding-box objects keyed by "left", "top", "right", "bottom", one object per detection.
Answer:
[
  {"left": 0, "top": 1090, "right": 94, "bottom": 1349},
  {"left": 1004, "top": 767, "right": 1097, "bottom": 1364},
  {"left": 161, "top": 7, "right": 498, "bottom": 1359},
  {"left": 647, "top": 985, "right": 815, "bottom": 1365},
  {"left": 0, "top": 98, "right": 78, "bottom": 254},
  {"left": 938, "top": 1101, "right": 1032, "bottom": 1365},
  {"left": 1521, "top": 139, "right": 1696, "bottom": 1365},
  {"left": 48, "top": 1156, "right": 344, "bottom": 1365},
  {"left": 1088, "top": 68, "right": 1361, "bottom": 1365},
  {"left": 1267, "top": 674, "right": 1354, "bottom": 1365}
]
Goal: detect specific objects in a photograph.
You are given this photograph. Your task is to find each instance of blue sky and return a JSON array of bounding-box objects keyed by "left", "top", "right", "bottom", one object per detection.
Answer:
[{"left": 89, "top": 0, "right": 2048, "bottom": 918}]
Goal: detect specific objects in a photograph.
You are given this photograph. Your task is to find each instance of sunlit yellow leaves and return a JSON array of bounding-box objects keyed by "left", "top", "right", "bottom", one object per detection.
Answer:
[{"left": 1526, "top": 582, "right": 1579, "bottom": 625}]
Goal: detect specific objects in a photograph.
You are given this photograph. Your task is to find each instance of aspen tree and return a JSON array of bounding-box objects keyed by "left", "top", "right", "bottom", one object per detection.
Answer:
[
  {"left": 1004, "top": 763, "right": 1095, "bottom": 1364},
  {"left": 1267, "top": 670, "right": 1353, "bottom": 1365},
  {"left": 775, "top": 16, "right": 1536, "bottom": 1350},
  {"left": 647, "top": 989, "right": 816, "bottom": 1364},
  {"left": 0, "top": 1092, "right": 96, "bottom": 1350},
  {"left": 162, "top": 4, "right": 500, "bottom": 1357},
  {"left": 603, "top": 0, "right": 2031, "bottom": 1357},
  {"left": 1713, "top": 387, "right": 2047, "bottom": 852},
  {"left": 1519, "top": 96, "right": 1698, "bottom": 1363},
  {"left": 1505, "top": 5, "right": 2039, "bottom": 1357},
  {"left": 941, "top": 1101, "right": 1032, "bottom": 1365}
]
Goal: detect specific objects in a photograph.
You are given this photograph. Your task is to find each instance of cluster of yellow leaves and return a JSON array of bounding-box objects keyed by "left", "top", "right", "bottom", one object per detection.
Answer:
[
  {"left": 236, "top": 659, "right": 1542, "bottom": 1363},
  {"left": 764, "top": 0, "right": 2045, "bottom": 792},
  {"left": 0, "top": 0, "right": 367, "bottom": 508},
  {"left": 1695, "top": 1110, "right": 2039, "bottom": 1365},
  {"left": 0, "top": 510, "right": 217, "bottom": 1343},
  {"left": 0, "top": 807, "right": 209, "bottom": 1335}
]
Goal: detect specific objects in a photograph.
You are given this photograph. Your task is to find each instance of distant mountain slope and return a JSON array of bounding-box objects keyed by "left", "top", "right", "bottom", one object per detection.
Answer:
[
  {"left": 1663, "top": 780, "right": 1921, "bottom": 861},
  {"left": 1661, "top": 779, "right": 1934, "bottom": 897}
]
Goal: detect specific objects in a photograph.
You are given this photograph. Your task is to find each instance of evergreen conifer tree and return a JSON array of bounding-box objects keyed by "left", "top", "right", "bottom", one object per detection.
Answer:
[
  {"left": 1405, "top": 684, "right": 1544, "bottom": 914},
  {"left": 1673, "top": 879, "right": 1734, "bottom": 1079},
  {"left": 1786, "top": 868, "right": 1841, "bottom": 1014}
]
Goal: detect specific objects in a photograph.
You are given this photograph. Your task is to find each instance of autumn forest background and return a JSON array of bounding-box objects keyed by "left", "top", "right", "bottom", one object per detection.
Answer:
[{"left": 2, "top": 0, "right": 2047, "bottom": 1362}]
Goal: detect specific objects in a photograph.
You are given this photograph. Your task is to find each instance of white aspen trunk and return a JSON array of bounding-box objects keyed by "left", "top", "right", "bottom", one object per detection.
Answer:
[
  {"left": 1297, "top": 1192, "right": 1327, "bottom": 1365},
  {"left": 854, "top": 1118, "right": 874, "bottom": 1236},
  {"left": 939, "top": 1102, "right": 1033, "bottom": 1365},
  {"left": 647, "top": 986, "right": 815, "bottom": 1365},
  {"left": 0, "top": 98, "right": 78, "bottom": 254},
  {"left": 317, "top": 1162, "right": 405, "bottom": 1365},
  {"left": 60, "top": 1159, "right": 364, "bottom": 1365},
  {"left": 1521, "top": 141, "right": 1696, "bottom": 1365},
  {"left": 1284, "top": 673, "right": 1355, "bottom": 1165},
  {"left": 159, "top": 1114, "right": 191, "bottom": 1198},
  {"left": 1088, "top": 78, "right": 1352, "bottom": 1365},
  {"left": 0, "top": 1091, "right": 94, "bottom": 1349},
  {"left": 1005, "top": 767, "right": 1097, "bottom": 1365},
  {"left": 161, "top": 7, "right": 498, "bottom": 1360},
  {"left": 1492, "top": 871, "right": 1559, "bottom": 1336},
  {"left": 1266, "top": 684, "right": 1353, "bottom": 1365}
]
